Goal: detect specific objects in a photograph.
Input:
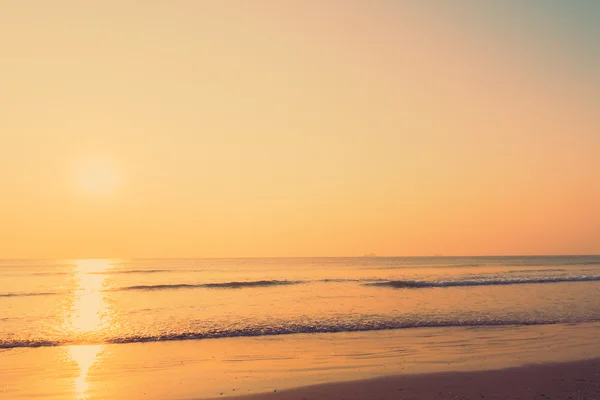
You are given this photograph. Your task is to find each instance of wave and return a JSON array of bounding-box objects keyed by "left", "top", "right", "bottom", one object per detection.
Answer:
[
  {"left": 369, "top": 276, "right": 600, "bottom": 289},
  {"left": 506, "top": 269, "right": 566, "bottom": 274},
  {"left": 0, "top": 340, "right": 59, "bottom": 348},
  {"left": 363, "top": 260, "right": 600, "bottom": 270},
  {"left": 109, "top": 280, "right": 302, "bottom": 292},
  {"left": 0, "top": 271, "right": 69, "bottom": 277},
  {"left": 2, "top": 318, "right": 597, "bottom": 349},
  {"left": 89, "top": 269, "right": 173, "bottom": 275},
  {"left": 32, "top": 272, "right": 70, "bottom": 276},
  {"left": 444, "top": 263, "right": 484, "bottom": 268},
  {"left": 562, "top": 261, "right": 600, "bottom": 266},
  {"left": 202, "top": 280, "right": 301, "bottom": 288},
  {"left": 359, "top": 263, "right": 485, "bottom": 270},
  {"left": 500, "top": 260, "right": 600, "bottom": 268},
  {"left": 0, "top": 291, "right": 62, "bottom": 298},
  {"left": 3, "top": 275, "right": 598, "bottom": 296}
]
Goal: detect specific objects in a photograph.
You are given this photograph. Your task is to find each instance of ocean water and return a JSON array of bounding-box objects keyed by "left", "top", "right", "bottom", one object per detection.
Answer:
[{"left": 2, "top": 256, "right": 600, "bottom": 349}]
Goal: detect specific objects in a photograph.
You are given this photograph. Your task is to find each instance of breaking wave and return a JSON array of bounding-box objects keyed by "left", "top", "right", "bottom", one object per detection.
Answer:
[
  {"left": 2, "top": 318, "right": 598, "bottom": 349},
  {"left": 0, "top": 291, "right": 62, "bottom": 298},
  {"left": 109, "top": 280, "right": 303, "bottom": 291},
  {"left": 369, "top": 276, "right": 600, "bottom": 289}
]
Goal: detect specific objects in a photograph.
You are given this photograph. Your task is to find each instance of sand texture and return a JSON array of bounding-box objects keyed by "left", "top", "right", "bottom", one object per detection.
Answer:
[{"left": 216, "top": 358, "right": 600, "bottom": 400}]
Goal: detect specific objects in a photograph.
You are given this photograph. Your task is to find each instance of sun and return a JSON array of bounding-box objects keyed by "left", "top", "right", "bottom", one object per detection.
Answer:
[{"left": 76, "top": 158, "right": 119, "bottom": 195}]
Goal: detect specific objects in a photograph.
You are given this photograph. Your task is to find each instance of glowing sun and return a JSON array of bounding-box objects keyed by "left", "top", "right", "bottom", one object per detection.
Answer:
[{"left": 76, "top": 159, "right": 119, "bottom": 195}]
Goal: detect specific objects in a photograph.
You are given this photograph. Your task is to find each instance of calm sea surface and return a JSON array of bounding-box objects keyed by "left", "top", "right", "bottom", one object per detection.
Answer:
[{"left": 2, "top": 256, "right": 600, "bottom": 348}]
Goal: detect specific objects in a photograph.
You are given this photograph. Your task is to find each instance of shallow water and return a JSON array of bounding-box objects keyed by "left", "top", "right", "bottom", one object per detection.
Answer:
[
  {"left": 2, "top": 256, "right": 600, "bottom": 347},
  {"left": 2, "top": 323, "right": 600, "bottom": 399}
]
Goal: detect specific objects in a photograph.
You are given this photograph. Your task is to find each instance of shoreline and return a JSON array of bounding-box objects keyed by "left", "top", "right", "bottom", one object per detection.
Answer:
[
  {"left": 212, "top": 358, "right": 600, "bottom": 400},
  {"left": 3, "top": 322, "right": 600, "bottom": 399}
]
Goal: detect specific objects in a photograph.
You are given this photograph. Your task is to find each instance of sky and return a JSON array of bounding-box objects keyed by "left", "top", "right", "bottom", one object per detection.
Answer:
[{"left": 1, "top": 1, "right": 599, "bottom": 258}]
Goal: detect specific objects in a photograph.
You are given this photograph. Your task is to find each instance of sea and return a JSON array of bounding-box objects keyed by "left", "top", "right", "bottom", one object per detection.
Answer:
[
  {"left": 2, "top": 256, "right": 600, "bottom": 348},
  {"left": 2, "top": 256, "right": 600, "bottom": 398}
]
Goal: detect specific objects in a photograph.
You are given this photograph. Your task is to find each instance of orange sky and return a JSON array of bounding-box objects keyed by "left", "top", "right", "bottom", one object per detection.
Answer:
[{"left": 1, "top": 1, "right": 599, "bottom": 258}]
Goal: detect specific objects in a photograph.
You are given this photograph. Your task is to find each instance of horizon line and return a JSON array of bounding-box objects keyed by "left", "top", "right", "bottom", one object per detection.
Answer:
[{"left": 1, "top": 254, "right": 599, "bottom": 261}]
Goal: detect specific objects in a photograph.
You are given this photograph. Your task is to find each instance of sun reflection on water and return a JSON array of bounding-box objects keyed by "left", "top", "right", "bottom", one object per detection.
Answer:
[
  {"left": 66, "top": 259, "right": 114, "bottom": 399},
  {"left": 69, "top": 345, "right": 103, "bottom": 399},
  {"left": 70, "top": 260, "right": 111, "bottom": 335}
]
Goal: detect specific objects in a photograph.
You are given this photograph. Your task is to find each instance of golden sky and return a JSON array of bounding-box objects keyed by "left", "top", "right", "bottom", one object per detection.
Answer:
[{"left": 1, "top": 1, "right": 599, "bottom": 258}]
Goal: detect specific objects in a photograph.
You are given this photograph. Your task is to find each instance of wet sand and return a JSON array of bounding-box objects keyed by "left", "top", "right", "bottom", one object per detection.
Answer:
[
  {"left": 3, "top": 323, "right": 600, "bottom": 399},
  {"left": 218, "top": 358, "right": 600, "bottom": 400}
]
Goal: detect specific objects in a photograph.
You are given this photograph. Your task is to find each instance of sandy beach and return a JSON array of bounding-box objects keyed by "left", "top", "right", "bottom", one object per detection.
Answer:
[
  {"left": 4, "top": 322, "right": 600, "bottom": 399},
  {"left": 218, "top": 358, "right": 600, "bottom": 400}
]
